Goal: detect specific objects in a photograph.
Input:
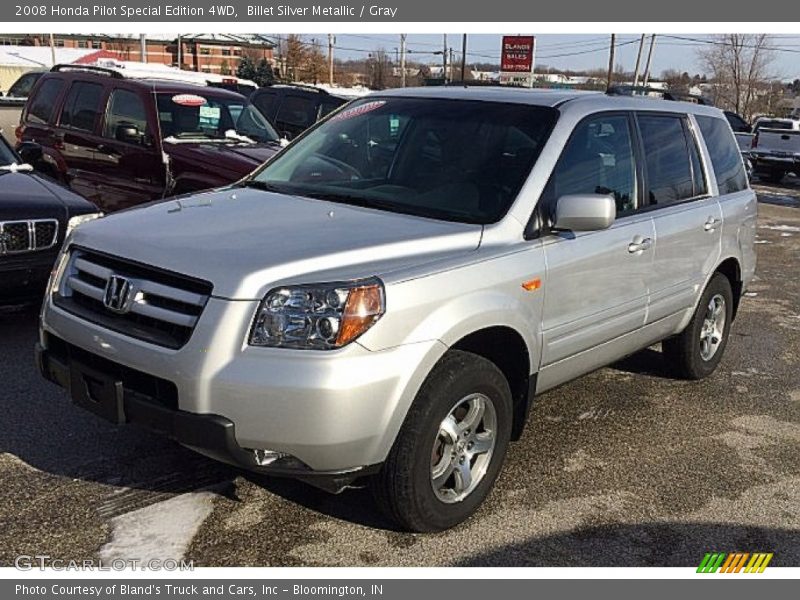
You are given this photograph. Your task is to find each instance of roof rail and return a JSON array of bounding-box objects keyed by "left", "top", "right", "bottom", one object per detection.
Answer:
[
  {"left": 263, "top": 82, "right": 330, "bottom": 94},
  {"left": 606, "top": 84, "right": 708, "bottom": 105},
  {"left": 50, "top": 64, "right": 124, "bottom": 79}
]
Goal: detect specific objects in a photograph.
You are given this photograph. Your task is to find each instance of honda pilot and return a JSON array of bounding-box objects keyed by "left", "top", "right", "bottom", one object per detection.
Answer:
[{"left": 37, "top": 88, "right": 756, "bottom": 532}]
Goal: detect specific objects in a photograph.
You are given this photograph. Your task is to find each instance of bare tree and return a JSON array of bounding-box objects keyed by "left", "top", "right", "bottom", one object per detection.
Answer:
[
  {"left": 273, "top": 35, "right": 327, "bottom": 83},
  {"left": 698, "top": 34, "right": 775, "bottom": 120}
]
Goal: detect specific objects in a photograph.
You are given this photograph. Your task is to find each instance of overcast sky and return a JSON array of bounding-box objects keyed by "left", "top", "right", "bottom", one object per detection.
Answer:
[{"left": 317, "top": 34, "right": 800, "bottom": 80}]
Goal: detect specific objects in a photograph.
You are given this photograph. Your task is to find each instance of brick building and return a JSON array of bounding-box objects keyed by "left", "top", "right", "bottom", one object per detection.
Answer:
[{"left": 0, "top": 34, "right": 276, "bottom": 74}]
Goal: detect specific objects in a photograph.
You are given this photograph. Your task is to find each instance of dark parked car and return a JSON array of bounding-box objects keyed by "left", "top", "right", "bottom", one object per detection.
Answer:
[
  {"left": 250, "top": 84, "right": 348, "bottom": 140},
  {"left": 0, "top": 135, "right": 99, "bottom": 305},
  {"left": 16, "top": 65, "right": 283, "bottom": 212},
  {"left": 3, "top": 70, "right": 47, "bottom": 100}
]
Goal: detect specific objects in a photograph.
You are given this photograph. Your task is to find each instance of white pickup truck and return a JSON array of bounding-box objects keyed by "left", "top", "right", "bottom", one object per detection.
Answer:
[{"left": 749, "top": 117, "right": 800, "bottom": 183}]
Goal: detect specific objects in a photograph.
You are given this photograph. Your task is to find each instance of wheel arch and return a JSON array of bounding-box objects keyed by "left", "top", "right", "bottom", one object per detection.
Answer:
[
  {"left": 714, "top": 256, "right": 743, "bottom": 320},
  {"left": 450, "top": 325, "right": 534, "bottom": 441}
]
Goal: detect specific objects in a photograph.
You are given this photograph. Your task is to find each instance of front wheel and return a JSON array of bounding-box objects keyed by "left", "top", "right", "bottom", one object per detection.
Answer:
[
  {"left": 662, "top": 273, "right": 733, "bottom": 380},
  {"left": 370, "top": 350, "right": 513, "bottom": 532}
]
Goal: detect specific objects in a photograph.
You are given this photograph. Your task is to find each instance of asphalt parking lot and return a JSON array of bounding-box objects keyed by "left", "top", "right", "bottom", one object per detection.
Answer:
[{"left": 1, "top": 179, "right": 799, "bottom": 568}]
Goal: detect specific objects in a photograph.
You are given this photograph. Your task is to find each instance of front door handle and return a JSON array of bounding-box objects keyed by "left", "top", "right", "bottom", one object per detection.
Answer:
[
  {"left": 628, "top": 236, "right": 653, "bottom": 253},
  {"left": 704, "top": 216, "right": 721, "bottom": 232}
]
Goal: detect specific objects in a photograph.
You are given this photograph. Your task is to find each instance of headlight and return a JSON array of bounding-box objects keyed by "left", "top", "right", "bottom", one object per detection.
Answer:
[
  {"left": 66, "top": 212, "right": 103, "bottom": 235},
  {"left": 249, "top": 279, "right": 385, "bottom": 350}
]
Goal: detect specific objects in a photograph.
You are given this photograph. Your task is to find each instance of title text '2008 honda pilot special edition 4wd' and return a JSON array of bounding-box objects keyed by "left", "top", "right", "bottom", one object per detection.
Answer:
[{"left": 37, "top": 88, "right": 756, "bottom": 532}]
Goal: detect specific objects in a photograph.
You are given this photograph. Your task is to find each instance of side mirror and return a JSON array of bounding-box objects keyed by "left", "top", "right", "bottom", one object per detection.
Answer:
[
  {"left": 554, "top": 193, "right": 616, "bottom": 232},
  {"left": 17, "top": 141, "right": 43, "bottom": 165},
  {"left": 115, "top": 124, "right": 142, "bottom": 145}
]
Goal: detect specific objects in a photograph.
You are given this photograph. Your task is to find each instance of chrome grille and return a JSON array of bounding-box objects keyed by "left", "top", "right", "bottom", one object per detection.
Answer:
[
  {"left": 54, "top": 248, "right": 212, "bottom": 349},
  {"left": 0, "top": 219, "right": 59, "bottom": 255}
]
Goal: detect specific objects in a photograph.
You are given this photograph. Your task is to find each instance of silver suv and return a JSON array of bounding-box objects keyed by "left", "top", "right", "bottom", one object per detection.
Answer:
[{"left": 37, "top": 88, "right": 756, "bottom": 532}]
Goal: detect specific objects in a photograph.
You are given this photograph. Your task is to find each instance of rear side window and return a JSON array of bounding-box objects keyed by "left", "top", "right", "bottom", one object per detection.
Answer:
[
  {"left": 251, "top": 90, "right": 278, "bottom": 117},
  {"left": 60, "top": 81, "right": 104, "bottom": 132},
  {"left": 696, "top": 115, "right": 748, "bottom": 195},
  {"left": 275, "top": 95, "right": 316, "bottom": 129},
  {"left": 638, "top": 114, "right": 705, "bottom": 206},
  {"left": 26, "top": 78, "right": 64, "bottom": 124},
  {"left": 103, "top": 89, "right": 148, "bottom": 141}
]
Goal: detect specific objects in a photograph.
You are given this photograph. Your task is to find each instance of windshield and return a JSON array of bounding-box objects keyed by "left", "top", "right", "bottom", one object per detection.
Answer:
[
  {"left": 157, "top": 92, "right": 280, "bottom": 143},
  {"left": 249, "top": 97, "right": 558, "bottom": 224}
]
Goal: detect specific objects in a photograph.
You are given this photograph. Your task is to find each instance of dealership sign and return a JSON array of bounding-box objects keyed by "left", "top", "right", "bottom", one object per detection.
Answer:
[{"left": 500, "top": 35, "right": 535, "bottom": 87}]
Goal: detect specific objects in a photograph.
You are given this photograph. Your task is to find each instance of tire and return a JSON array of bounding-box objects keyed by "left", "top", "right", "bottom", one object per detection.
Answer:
[
  {"left": 662, "top": 272, "right": 734, "bottom": 380},
  {"left": 370, "top": 350, "right": 513, "bottom": 532}
]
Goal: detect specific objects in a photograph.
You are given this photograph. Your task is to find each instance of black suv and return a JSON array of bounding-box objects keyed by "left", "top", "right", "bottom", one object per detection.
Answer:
[
  {"left": 250, "top": 84, "right": 348, "bottom": 140},
  {"left": 0, "top": 135, "right": 99, "bottom": 305}
]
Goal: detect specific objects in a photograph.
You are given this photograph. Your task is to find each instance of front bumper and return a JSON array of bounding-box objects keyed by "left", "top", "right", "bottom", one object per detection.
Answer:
[
  {"left": 36, "top": 339, "right": 382, "bottom": 492},
  {"left": 0, "top": 252, "right": 56, "bottom": 304},
  {"left": 39, "top": 297, "right": 446, "bottom": 474}
]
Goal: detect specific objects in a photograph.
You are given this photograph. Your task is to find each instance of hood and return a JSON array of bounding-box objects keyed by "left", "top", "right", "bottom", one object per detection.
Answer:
[
  {"left": 165, "top": 141, "right": 280, "bottom": 174},
  {"left": 71, "top": 187, "right": 483, "bottom": 299},
  {"left": 0, "top": 171, "right": 96, "bottom": 221}
]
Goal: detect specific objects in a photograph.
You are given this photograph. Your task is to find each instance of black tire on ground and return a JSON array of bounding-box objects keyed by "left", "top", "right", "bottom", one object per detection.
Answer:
[
  {"left": 370, "top": 349, "right": 513, "bottom": 532},
  {"left": 662, "top": 272, "right": 734, "bottom": 380}
]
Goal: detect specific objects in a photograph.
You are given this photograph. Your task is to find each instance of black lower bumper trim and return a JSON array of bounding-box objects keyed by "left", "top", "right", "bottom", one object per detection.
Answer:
[{"left": 36, "top": 340, "right": 379, "bottom": 492}]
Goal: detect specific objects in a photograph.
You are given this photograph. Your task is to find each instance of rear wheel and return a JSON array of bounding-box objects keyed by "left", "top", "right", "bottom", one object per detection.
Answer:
[
  {"left": 662, "top": 273, "right": 733, "bottom": 380},
  {"left": 370, "top": 350, "right": 513, "bottom": 532}
]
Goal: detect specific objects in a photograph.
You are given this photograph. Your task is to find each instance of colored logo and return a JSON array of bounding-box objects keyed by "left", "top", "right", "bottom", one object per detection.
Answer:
[{"left": 697, "top": 552, "right": 774, "bottom": 573}]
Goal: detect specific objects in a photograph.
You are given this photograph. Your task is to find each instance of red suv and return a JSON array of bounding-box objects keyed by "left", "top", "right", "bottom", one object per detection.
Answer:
[{"left": 17, "top": 65, "right": 283, "bottom": 212}]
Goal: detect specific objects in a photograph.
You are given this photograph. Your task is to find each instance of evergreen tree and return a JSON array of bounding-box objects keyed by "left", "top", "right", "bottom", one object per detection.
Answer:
[
  {"left": 237, "top": 55, "right": 257, "bottom": 82},
  {"left": 254, "top": 59, "right": 275, "bottom": 86}
]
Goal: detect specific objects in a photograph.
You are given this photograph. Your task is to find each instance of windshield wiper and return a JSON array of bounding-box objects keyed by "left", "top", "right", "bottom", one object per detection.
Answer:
[
  {"left": 300, "top": 190, "right": 455, "bottom": 220},
  {"left": 240, "top": 179, "right": 292, "bottom": 193}
]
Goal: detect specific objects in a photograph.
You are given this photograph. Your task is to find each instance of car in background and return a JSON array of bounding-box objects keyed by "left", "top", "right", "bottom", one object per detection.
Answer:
[
  {"left": 723, "top": 110, "right": 754, "bottom": 151},
  {"left": 0, "top": 134, "right": 99, "bottom": 305},
  {"left": 16, "top": 64, "right": 284, "bottom": 212},
  {"left": 249, "top": 84, "right": 350, "bottom": 140},
  {"left": 1, "top": 70, "right": 47, "bottom": 144},
  {"left": 749, "top": 116, "right": 800, "bottom": 183}
]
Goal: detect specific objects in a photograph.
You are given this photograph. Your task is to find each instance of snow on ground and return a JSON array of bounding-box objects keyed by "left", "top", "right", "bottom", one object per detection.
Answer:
[
  {"left": 98, "top": 491, "right": 216, "bottom": 562},
  {"left": 759, "top": 224, "right": 800, "bottom": 233}
]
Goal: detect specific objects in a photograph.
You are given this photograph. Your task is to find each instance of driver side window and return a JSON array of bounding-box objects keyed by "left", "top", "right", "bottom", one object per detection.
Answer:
[
  {"left": 545, "top": 113, "right": 637, "bottom": 221},
  {"left": 103, "top": 89, "right": 148, "bottom": 143}
]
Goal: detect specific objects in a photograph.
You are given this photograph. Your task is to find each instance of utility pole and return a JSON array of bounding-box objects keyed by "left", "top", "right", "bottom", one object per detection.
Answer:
[
  {"left": 632, "top": 33, "right": 645, "bottom": 87},
  {"left": 460, "top": 34, "right": 467, "bottom": 82},
  {"left": 442, "top": 34, "right": 447, "bottom": 83},
  {"left": 606, "top": 33, "right": 616, "bottom": 90},
  {"left": 642, "top": 34, "right": 657, "bottom": 87},
  {"left": 177, "top": 34, "right": 182, "bottom": 70},
  {"left": 327, "top": 33, "right": 334, "bottom": 85},
  {"left": 449, "top": 48, "right": 454, "bottom": 83},
  {"left": 49, "top": 33, "right": 56, "bottom": 67},
  {"left": 400, "top": 34, "right": 407, "bottom": 87}
]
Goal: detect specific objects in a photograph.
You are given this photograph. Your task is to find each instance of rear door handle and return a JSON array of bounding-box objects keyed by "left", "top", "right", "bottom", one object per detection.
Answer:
[
  {"left": 704, "top": 217, "right": 721, "bottom": 232},
  {"left": 628, "top": 236, "right": 653, "bottom": 253}
]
